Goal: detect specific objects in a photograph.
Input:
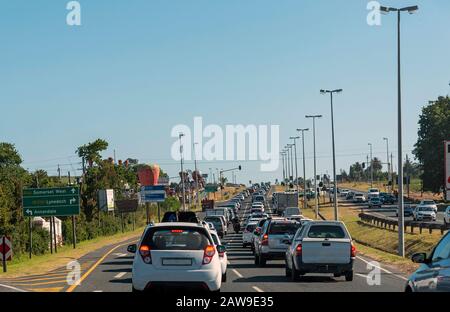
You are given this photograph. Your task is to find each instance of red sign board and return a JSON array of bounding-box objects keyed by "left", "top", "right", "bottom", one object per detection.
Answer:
[{"left": 0, "top": 236, "right": 12, "bottom": 261}]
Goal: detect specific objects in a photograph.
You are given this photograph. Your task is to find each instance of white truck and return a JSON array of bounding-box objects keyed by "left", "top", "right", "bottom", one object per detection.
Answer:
[
  {"left": 273, "top": 192, "right": 299, "bottom": 215},
  {"left": 285, "top": 221, "right": 355, "bottom": 281}
]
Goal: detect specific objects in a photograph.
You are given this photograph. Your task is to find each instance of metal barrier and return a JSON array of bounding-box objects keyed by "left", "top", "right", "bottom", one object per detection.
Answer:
[{"left": 359, "top": 212, "right": 449, "bottom": 235}]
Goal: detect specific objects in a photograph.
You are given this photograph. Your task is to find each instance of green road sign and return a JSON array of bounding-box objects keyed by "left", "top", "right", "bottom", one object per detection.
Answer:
[
  {"left": 205, "top": 184, "right": 219, "bottom": 193},
  {"left": 22, "top": 187, "right": 80, "bottom": 217}
]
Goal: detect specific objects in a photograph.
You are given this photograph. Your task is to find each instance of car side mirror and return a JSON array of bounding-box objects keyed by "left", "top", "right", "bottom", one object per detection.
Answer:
[
  {"left": 217, "top": 245, "right": 227, "bottom": 253},
  {"left": 127, "top": 244, "right": 137, "bottom": 254},
  {"left": 411, "top": 253, "right": 428, "bottom": 264}
]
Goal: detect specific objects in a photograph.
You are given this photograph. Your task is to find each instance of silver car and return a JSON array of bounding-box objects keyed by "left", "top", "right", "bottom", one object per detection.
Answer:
[
  {"left": 254, "top": 219, "right": 301, "bottom": 267},
  {"left": 406, "top": 232, "right": 450, "bottom": 292}
]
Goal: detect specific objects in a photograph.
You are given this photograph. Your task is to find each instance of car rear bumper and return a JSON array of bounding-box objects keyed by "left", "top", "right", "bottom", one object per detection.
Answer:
[
  {"left": 260, "top": 250, "right": 286, "bottom": 260},
  {"left": 132, "top": 267, "right": 221, "bottom": 292},
  {"left": 294, "top": 257, "right": 354, "bottom": 274}
]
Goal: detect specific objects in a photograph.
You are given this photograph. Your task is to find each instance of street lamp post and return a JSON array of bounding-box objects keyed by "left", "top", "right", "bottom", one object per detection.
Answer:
[
  {"left": 297, "top": 129, "right": 309, "bottom": 211},
  {"left": 383, "top": 138, "right": 390, "bottom": 192},
  {"left": 320, "top": 89, "right": 343, "bottom": 221},
  {"left": 285, "top": 146, "right": 291, "bottom": 186},
  {"left": 179, "top": 133, "right": 186, "bottom": 211},
  {"left": 306, "top": 115, "right": 322, "bottom": 219},
  {"left": 290, "top": 136, "right": 300, "bottom": 194},
  {"left": 193, "top": 142, "right": 201, "bottom": 210},
  {"left": 281, "top": 152, "right": 286, "bottom": 186},
  {"left": 287, "top": 144, "right": 294, "bottom": 188},
  {"left": 368, "top": 143, "right": 373, "bottom": 187},
  {"left": 380, "top": 4, "right": 419, "bottom": 257}
]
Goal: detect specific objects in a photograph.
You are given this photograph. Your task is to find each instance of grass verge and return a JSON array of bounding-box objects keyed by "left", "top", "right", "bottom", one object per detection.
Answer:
[{"left": 1, "top": 227, "right": 145, "bottom": 278}]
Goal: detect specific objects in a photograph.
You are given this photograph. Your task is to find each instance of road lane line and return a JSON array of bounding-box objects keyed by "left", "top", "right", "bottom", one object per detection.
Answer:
[
  {"left": 232, "top": 269, "right": 243, "bottom": 278},
  {"left": 356, "top": 256, "right": 408, "bottom": 281},
  {"left": 252, "top": 286, "right": 264, "bottom": 292},
  {"left": 0, "top": 284, "right": 27, "bottom": 292},
  {"left": 66, "top": 239, "right": 137, "bottom": 292},
  {"left": 114, "top": 272, "right": 127, "bottom": 279}
]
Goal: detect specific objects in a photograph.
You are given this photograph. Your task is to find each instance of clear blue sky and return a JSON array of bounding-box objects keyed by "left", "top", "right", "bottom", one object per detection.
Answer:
[{"left": 1, "top": 0, "right": 449, "bottom": 183}]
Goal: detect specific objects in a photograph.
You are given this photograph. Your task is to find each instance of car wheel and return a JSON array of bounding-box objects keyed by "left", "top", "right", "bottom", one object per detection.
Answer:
[
  {"left": 345, "top": 271, "right": 354, "bottom": 282},
  {"left": 259, "top": 256, "right": 266, "bottom": 267},
  {"left": 291, "top": 262, "right": 299, "bottom": 282},
  {"left": 222, "top": 273, "right": 227, "bottom": 283},
  {"left": 285, "top": 259, "right": 292, "bottom": 277}
]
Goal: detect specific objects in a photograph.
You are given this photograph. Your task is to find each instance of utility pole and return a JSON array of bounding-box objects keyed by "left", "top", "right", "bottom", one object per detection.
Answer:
[
  {"left": 320, "top": 89, "right": 343, "bottom": 221},
  {"left": 368, "top": 143, "right": 373, "bottom": 187},
  {"left": 193, "top": 143, "right": 201, "bottom": 210},
  {"left": 281, "top": 152, "right": 286, "bottom": 185},
  {"left": 383, "top": 138, "right": 391, "bottom": 192},
  {"left": 391, "top": 153, "right": 394, "bottom": 191},
  {"left": 366, "top": 155, "right": 369, "bottom": 184},
  {"left": 297, "top": 129, "right": 309, "bottom": 211},
  {"left": 290, "top": 137, "right": 300, "bottom": 194},
  {"left": 179, "top": 133, "right": 186, "bottom": 211},
  {"left": 306, "top": 115, "right": 322, "bottom": 219},
  {"left": 380, "top": 4, "right": 419, "bottom": 257},
  {"left": 57, "top": 165, "right": 61, "bottom": 180}
]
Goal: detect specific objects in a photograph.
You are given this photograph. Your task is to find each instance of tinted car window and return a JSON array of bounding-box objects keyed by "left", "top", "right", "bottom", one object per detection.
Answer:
[
  {"left": 204, "top": 217, "right": 223, "bottom": 230},
  {"left": 307, "top": 225, "right": 346, "bottom": 239},
  {"left": 268, "top": 223, "right": 300, "bottom": 235},
  {"left": 432, "top": 233, "right": 450, "bottom": 262},
  {"left": 143, "top": 227, "right": 210, "bottom": 250}
]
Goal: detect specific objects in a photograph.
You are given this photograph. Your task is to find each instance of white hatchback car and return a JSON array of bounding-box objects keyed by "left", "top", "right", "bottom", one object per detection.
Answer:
[
  {"left": 209, "top": 230, "right": 228, "bottom": 282},
  {"left": 242, "top": 221, "right": 259, "bottom": 248},
  {"left": 128, "top": 223, "right": 225, "bottom": 292}
]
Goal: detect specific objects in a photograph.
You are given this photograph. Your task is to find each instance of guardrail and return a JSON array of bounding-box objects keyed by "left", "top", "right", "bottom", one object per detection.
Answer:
[{"left": 359, "top": 212, "right": 449, "bottom": 235}]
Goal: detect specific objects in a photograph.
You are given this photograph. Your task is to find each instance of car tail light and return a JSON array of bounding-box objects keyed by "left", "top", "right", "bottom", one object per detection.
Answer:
[
  {"left": 295, "top": 244, "right": 302, "bottom": 256},
  {"left": 351, "top": 242, "right": 356, "bottom": 258},
  {"left": 139, "top": 245, "right": 152, "bottom": 264},
  {"left": 202, "top": 245, "right": 216, "bottom": 265},
  {"left": 261, "top": 234, "right": 269, "bottom": 246}
]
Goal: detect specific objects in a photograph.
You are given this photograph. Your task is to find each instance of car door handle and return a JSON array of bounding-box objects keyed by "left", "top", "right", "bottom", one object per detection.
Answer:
[{"left": 322, "top": 243, "right": 331, "bottom": 247}]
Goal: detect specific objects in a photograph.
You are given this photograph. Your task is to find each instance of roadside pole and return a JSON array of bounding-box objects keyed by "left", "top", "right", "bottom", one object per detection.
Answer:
[
  {"left": 53, "top": 217, "right": 57, "bottom": 253},
  {"left": 49, "top": 217, "right": 53, "bottom": 254},
  {"left": 2, "top": 236, "right": 6, "bottom": 273},
  {"left": 146, "top": 203, "right": 150, "bottom": 225},
  {"left": 72, "top": 215, "right": 77, "bottom": 249},
  {"left": 29, "top": 217, "right": 32, "bottom": 259}
]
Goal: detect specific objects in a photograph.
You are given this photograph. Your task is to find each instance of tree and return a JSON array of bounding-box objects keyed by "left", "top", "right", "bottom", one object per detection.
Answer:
[
  {"left": 76, "top": 139, "right": 109, "bottom": 167},
  {"left": 0, "top": 143, "right": 22, "bottom": 167},
  {"left": 413, "top": 97, "right": 450, "bottom": 193},
  {"left": 349, "top": 162, "right": 364, "bottom": 181}
]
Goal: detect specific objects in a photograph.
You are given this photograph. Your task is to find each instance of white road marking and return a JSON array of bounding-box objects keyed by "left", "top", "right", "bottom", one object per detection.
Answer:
[
  {"left": 252, "top": 286, "right": 264, "bottom": 292},
  {"left": 113, "top": 253, "right": 127, "bottom": 258},
  {"left": 356, "top": 256, "right": 408, "bottom": 281},
  {"left": 93, "top": 290, "right": 103, "bottom": 292},
  {"left": 0, "top": 284, "right": 27, "bottom": 292},
  {"left": 114, "top": 272, "right": 127, "bottom": 279},
  {"left": 232, "top": 269, "right": 243, "bottom": 278}
]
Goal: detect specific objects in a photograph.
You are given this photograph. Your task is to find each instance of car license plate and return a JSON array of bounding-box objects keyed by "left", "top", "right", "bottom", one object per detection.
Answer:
[{"left": 162, "top": 258, "right": 192, "bottom": 266}]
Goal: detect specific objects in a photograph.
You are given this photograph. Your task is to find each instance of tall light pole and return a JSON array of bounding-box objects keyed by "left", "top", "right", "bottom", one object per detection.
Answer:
[
  {"left": 380, "top": 4, "right": 418, "bottom": 257},
  {"left": 283, "top": 150, "right": 289, "bottom": 190},
  {"left": 290, "top": 136, "right": 300, "bottom": 194},
  {"left": 383, "top": 138, "right": 391, "bottom": 192},
  {"left": 281, "top": 152, "right": 286, "bottom": 185},
  {"left": 193, "top": 142, "right": 201, "bottom": 209},
  {"left": 285, "top": 145, "right": 291, "bottom": 186},
  {"left": 306, "top": 115, "right": 322, "bottom": 219},
  {"left": 179, "top": 133, "right": 186, "bottom": 211},
  {"left": 287, "top": 144, "right": 294, "bottom": 188},
  {"left": 320, "top": 89, "right": 343, "bottom": 221},
  {"left": 297, "top": 129, "right": 309, "bottom": 210},
  {"left": 368, "top": 143, "right": 373, "bottom": 187}
]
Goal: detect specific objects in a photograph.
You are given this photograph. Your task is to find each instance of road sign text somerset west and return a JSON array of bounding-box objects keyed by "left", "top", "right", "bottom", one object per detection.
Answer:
[{"left": 23, "top": 187, "right": 80, "bottom": 217}]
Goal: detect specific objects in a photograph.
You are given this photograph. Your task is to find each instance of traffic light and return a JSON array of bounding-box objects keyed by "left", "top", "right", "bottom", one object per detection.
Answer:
[
  {"left": 319, "top": 182, "right": 324, "bottom": 188},
  {"left": 238, "top": 165, "right": 242, "bottom": 171},
  {"left": 362, "top": 163, "right": 366, "bottom": 169}
]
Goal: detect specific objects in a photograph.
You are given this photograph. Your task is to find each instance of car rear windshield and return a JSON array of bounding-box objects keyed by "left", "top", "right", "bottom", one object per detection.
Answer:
[
  {"left": 307, "top": 225, "right": 346, "bottom": 239},
  {"left": 246, "top": 223, "right": 257, "bottom": 232},
  {"left": 143, "top": 227, "right": 211, "bottom": 250},
  {"left": 268, "top": 223, "right": 300, "bottom": 235},
  {"left": 204, "top": 218, "right": 223, "bottom": 229}
]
